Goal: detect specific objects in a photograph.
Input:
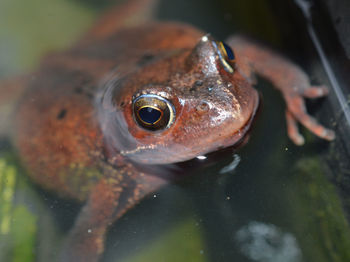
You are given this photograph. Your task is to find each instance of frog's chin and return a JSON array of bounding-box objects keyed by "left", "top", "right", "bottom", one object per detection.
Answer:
[{"left": 122, "top": 126, "right": 249, "bottom": 165}]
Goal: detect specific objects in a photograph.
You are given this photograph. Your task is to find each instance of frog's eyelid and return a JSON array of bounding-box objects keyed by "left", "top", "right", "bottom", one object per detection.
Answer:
[{"left": 212, "top": 41, "right": 235, "bottom": 74}]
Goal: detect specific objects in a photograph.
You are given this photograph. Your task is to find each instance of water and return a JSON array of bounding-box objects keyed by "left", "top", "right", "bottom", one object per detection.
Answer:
[{"left": 1, "top": 0, "right": 349, "bottom": 262}]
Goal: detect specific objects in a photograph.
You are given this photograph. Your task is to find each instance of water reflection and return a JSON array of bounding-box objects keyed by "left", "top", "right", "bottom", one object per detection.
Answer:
[
  {"left": 219, "top": 154, "right": 240, "bottom": 174},
  {"left": 235, "top": 221, "right": 302, "bottom": 262}
]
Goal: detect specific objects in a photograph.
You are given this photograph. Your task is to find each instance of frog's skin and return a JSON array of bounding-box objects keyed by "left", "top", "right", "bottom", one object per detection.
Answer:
[{"left": 7, "top": 0, "right": 334, "bottom": 261}]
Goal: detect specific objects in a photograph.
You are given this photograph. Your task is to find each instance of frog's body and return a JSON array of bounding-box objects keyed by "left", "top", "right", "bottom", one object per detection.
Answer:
[
  {"left": 8, "top": 0, "right": 335, "bottom": 261},
  {"left": 15, "top": 23, "right": 206, "bottom": 201}
]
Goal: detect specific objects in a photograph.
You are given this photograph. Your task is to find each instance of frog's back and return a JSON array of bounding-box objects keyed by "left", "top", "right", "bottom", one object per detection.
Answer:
[{"left": 14, "top": 22, "right": 204, "bottom": 200}]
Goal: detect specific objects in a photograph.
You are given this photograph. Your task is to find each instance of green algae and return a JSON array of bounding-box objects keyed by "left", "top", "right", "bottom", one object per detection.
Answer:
[
  {"left": 123, "top": 217, "right": 208, "bottom": 262},
  {"left": 0, "top": 156, "right": 37, "bottom": 262},
  {"left": 286, "top": 157, "right": 350, "bottom": 262},
  {"left": 11, "top": 206, "right": 37, "bottom": 262},
  {"left": 0, "top": 158, "right": 16, "bottom": 235},
  {"left": 0, "top": 0, "right": 97, "bottom": 76}
]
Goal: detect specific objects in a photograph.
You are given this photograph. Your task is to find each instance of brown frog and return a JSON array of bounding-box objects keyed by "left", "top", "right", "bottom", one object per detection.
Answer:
[{"left": 4, "top": 0, "right": 335, "bottom": 261}]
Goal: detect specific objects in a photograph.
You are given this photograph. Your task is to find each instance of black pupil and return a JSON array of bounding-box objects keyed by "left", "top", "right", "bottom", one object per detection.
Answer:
[
  {"left": 138, "top": 107, "right": 161, "bottom": 124},
  {"left": 222, "top": 42, "right": 235, "bottom": 60}
]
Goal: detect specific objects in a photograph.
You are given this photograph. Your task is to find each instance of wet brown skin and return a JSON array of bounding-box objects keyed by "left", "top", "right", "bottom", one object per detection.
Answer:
[{"left": 12, "top": 1, "right": 334, "bottom": 261}]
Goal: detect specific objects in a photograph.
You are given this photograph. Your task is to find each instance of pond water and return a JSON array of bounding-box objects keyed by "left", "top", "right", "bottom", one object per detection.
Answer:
[{"left": 0, "top": 0, "right": 349, "bottom": 262}]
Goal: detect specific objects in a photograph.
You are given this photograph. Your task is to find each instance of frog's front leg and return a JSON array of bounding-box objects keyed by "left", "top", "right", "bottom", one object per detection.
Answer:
[
  {"left": 60, "top": 171, "right": 167, "bottom": 262},
  {"left": 227, "top": 36, "right": 335, "bottom": 145}
]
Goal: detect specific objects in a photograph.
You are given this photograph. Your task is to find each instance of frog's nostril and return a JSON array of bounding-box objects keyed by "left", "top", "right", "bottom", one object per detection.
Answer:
[{"left": 196, "top": 101, "right": 210, "bottom": 114}]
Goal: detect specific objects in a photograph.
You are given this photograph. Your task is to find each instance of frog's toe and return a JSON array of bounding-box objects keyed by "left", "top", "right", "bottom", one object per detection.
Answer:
[
  {"left": 286, "top": 110, "right": 305, "bottom": 145},
  {"left": 286, "top": 95, "right": 335, "bottom": 142},
  {"left": 302, "top": 85, "right": 329, "bottom": 98}
]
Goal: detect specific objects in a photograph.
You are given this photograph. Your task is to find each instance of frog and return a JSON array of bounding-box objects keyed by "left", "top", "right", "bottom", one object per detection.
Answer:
[{"left": 2, "top": 0, "right": 335, "bottom": 261}]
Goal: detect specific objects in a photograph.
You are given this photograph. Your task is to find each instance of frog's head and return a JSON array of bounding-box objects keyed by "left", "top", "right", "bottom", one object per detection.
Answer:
[{"left": 97, "top": 35, "right": 259, "bottom": 164}]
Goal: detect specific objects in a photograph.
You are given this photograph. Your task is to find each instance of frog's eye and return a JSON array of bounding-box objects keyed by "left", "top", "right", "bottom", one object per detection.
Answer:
[
  {"left": 218, "top": 42, "right": 235, "bottom": 61},
  {"left": 133, "top": 94, "right": 175, "bottom": 131},
  {"left": 213, "top": 41, "right": 236, "bottom": 73}
]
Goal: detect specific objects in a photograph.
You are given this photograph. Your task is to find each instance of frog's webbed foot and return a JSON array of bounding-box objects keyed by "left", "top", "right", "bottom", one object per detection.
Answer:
[
  {"left": 226, "top": 36, "right": 335, "bottom": 145},
  {"left": 283, "top": 84, "right": 335, "bottom": 145}
]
